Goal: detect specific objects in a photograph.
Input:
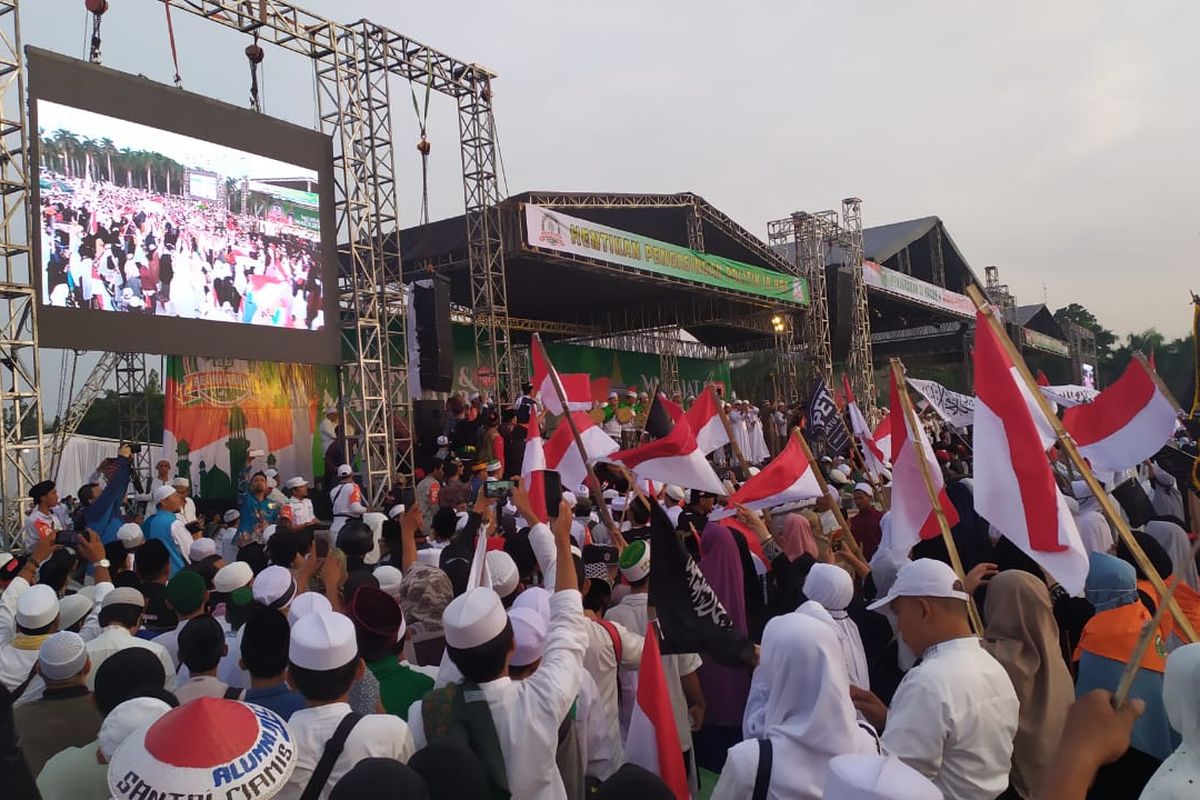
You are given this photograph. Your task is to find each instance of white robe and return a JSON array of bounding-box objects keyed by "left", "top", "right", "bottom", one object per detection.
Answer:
[{"left": 1142, "top": 643, "right": 1200, "bottom": 799}]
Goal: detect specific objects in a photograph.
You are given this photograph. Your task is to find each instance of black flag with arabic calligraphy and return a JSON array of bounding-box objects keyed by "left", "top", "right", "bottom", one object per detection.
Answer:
[
  {"left": 807, "top": 379, "right": 849, "bottom": 458},
  {"left": 647, "top": 500, "right": 754, "bottom": 667}
]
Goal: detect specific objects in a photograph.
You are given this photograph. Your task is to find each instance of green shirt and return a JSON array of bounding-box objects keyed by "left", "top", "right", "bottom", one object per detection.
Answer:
[
  {"left": 36, "top": 741, "right": 109, "bottom": 800},
  {"left": 366, "top": 657, "right": 435, "bottom": 720}
]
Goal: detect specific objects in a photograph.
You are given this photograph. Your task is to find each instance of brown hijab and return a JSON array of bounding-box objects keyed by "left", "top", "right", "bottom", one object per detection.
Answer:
[{"left": 983, "top": 570, "right": 1074, "bottom": 798}]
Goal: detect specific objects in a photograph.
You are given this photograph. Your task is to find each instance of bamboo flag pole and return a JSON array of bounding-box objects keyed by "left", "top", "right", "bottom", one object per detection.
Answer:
[
  {"left": 536, "top": 334, "right": 623, "bottom": 546},
  {"left": 892, "top": 358, "right": 984, "bottom": 635},
  {"left": 966, "top": 287, "right": 1198, "bottom": 643},
  {"left": 717, "top": 396, "right": 752, "bottom": 482},
  {"left": 793, "top": 430, "right": 866, "bottom": 562}
]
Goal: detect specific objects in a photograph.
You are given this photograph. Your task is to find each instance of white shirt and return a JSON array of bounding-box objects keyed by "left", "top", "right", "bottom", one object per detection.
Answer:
[
  {"left": 175, "top": 674, "right": 235, "bottom": 704},
  {"left": 582, "top": 616, "right": 643, "bottom": 766},
  {"left": 177, "top": 496, "right": 197, "bottom": 525},
  {"left": 329, "top": 481, "right": 366, "bottom": 535},
  {"left": 84, "top": 625, "right": 176, "bottom": 693},
  {"left": 409, "top": 589, "right": 589, "bottom": 800},
  {"left": 216, "top": 525, "right": 241, "bottom": 562},
  {"left": 151, "top": 619, "right": 188, "bottom": 669},
  {"left": 170, "top": 519, "right": 194, "bottom": 566},
  {"left": 881, "top": 636, "right": 1018, "bottom": 800},
  {"left": 0, "top": 635, "right": 45, "bottom": 704},
  {"left": 319, "top": 417, "right": 338, "bottom": 457},
  {"left": 22, "top": 507, "right": 61, "bottom": 552},
  {"left": 279, "top": 702, "right": 414, "bottom": 800},
  {"left": 605, "top": 592, "right": 702, "bottom": 751},
  {"left": 283, "top": 497, "right": 316, "bottom": 527}
]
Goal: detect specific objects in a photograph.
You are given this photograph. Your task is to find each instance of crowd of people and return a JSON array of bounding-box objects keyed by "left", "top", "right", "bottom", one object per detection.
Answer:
[
  {"left": 40, "top": 175, "right": 325, "bottom": 329},
  {"left": 2, "top": 389, "right": 1200, "bottom": 800}
]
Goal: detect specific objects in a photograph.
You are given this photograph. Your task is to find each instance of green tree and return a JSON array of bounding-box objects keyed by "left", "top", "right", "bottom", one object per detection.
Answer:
[{"left": 1054, "top": 303, "right": 1118, "bottom": 358}]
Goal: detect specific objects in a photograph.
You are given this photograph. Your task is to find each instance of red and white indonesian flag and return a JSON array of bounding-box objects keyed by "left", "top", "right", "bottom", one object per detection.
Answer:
[
  {"left": 520, "top": 414, "right": 548, "bottom": 524},
  {"left": 843, "top": 374, "right": 889, "bottom": 477},
  {"left": 544, "top": 412, "right": 619, "bottom": 493},
  {"left": 605, "top": 415, "right": 727, "bottom": 496},
  {"left": 531, "top": 335, "right": 591, "bottom": 415},
  {"left": 624, "top": 624, "right": 689, "bottom": 800},
  {"left": 1062, "top": 357, "right": 1178, "bottom": 473},
  {"left": 872, "top": 410, "right": 892, "bottom": 460},
  {"left": 724, "top": 433, "right": 823, "bottom": 512},
  {"left": 685, "top": 385, "right": 729, "bottom": 455},
  {"left": 888, "top": 369, "right": 960, "bottom": 555},
  {"left": 973, "top": 311, "right": 1089, "bottom": 594}
]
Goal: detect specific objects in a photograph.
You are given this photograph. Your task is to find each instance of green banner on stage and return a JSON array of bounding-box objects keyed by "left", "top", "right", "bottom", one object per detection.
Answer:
[{"left": 523, "top": 204, "right": 809, "bottom": 306}]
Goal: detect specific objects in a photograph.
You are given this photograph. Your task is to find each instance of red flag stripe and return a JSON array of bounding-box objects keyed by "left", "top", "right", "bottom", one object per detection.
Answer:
[
  {"left": 1062, "top": 359, "right": 1157, "bottom": 447},
  {"left": 973, "top": 314, "right": 1063, "bottom": 552}
]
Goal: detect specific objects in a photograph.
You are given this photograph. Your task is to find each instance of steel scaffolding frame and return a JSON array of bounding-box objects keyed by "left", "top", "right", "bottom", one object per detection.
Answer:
[
  {"left": 115, "top": 353, "right": 152, "bottom": 485},
  {"left": 0, "top": 0, "right": 508, "bottom": 515},
  {"left": 841, "top": 198, "right": 877, "bottom": 415},
  {"left": 767, "top": 211, "right": 833, "bottom": 392},
  {"left": 0, "top": 0, "right": 41, "bottom": 547}
]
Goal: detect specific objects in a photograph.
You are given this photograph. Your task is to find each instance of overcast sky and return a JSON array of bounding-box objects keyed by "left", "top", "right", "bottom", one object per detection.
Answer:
[{"left": 22, "top": 1, "right": 1200, "bottom": 409}]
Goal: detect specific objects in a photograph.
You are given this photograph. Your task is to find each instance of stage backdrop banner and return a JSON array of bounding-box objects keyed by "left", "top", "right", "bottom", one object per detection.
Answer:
[
  {"left": 449, "top": 326, "right": 730, "bottom": 400},
  {"left": 163, "top": 356, "right": 336, "bottom": 499},
  {"left": 522, "top": 204, "right": 810, "bottom": 307}
]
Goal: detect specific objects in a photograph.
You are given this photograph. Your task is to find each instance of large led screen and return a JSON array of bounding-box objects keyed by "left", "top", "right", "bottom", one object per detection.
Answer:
[{"left": 27, "top": 48, "right": 341, "bottom": 364}]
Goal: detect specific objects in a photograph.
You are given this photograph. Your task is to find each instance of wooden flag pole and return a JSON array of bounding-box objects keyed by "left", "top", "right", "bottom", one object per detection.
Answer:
[
  {"left": 536, "top": 334, "right": 623, "bottom": 546},
  {"left": 717, "top": 396, "right": 752, "bottom": 482},
  {"left": 892, "top": 358, "right": 984, "bottom": 635},
  {"left": 793, "top": 430, "right": 866, "bottom": 562},
  {"left": 966, "top": 287, "right": 1198, "bottom": 643}
]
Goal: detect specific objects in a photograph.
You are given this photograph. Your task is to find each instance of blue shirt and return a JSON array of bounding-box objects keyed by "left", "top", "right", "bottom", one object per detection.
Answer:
[
  {"left": 242, "top": 683, "right": 308, "bottom": 721},
  {"left": 237, "top": 493, "right": 281, "bottom": 534},
  {"left": 143, "top": 510, "right": 186, "bottom": 575}
]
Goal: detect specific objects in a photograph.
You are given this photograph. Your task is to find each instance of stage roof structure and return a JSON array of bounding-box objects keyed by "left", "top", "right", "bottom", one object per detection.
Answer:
[{"left": 393, "top": 191, "right": 809, "bottom": 351}]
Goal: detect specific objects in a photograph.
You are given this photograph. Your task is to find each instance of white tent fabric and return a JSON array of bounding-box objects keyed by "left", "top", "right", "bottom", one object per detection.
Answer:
[{"left": 40, "top": 435, "right": 164, "bottom": 497}]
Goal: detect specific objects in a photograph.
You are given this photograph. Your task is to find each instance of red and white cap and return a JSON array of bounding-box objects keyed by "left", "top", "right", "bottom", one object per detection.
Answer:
[{"left": 107, "top": 699, "right": 296, "bottom": 800}]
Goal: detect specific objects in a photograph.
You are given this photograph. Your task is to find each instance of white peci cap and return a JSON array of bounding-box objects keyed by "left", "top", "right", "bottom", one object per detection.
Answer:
[
  {"left": 665, "top": 485, "right": 686, "bottom": 502},
  {"left": 511, "top": 586, "right": 550, "bottom": 623},
  {"left": 561, "top": 491, "right": 577, "bottom": 510},
  {"left": 252, "top": 565, "right": 296, "bottom": 610},
  {"left": 99, "top": 697, "right": 173, "bottom": 761},
  {"left": 152, "top": 485, "right": 176, "bottom": 505},
  {"left": 188, "top": 538, "right": 217, "bottom": 562},
  {"left": 213, "top": 561, "right": 254, "bottom": 593},
  {"left": 117, "top": 522, "right": 145, "bottom": 548},
  {"left": 618, "top": 539, "right": 651, "bottom": 583},
  {"left": 102, "top": 587, "right": 146, "bottom": 610},
  {"left": 508, "top": 607, "right": 548, "bottom": 667},
  {"left": 373, "top": 565, "right": 403, "bottom": 602},
  {"left": 486, "top": 550, "right": 519, "bottom": 598},
  {"left": 443, "top": 587, "right": 508, "bottom": 649},
  {"left": 16, "top": 584, "right": 59, "bottom": 629},
  {"left": 223, "top": 509, "right": 241, "bottom": 524},
  {"left": 57, "top": 593, "right": 95, "bottom": 632},
  {"left": 284, "top": 477, "right": 308, "bottom": 490},
  {"left": 824, "top": 753, "right": 941, "bottom": 799},
  {"left": 171, "top": 477, "right": 190, "bottom": 489},
  {"left": 287, "top": 591, "right": 332, "bottom": 626},
  {"left": 867, "top": 558, "right": 969, "bottom": 612},
  {"left": 336, "top": 464, "right": 353, "bottom": 478},
  {"left": 828, "top": 469, "right": 851, "bottom": 486},
  {"left": 853, "top": 482, "right": 874, "bottom": 498},
  {"left": 289, "top": 610, "right": 358, "bottom": 670},
  {"left": 387, "top": 504, "right": 405, "bottom": 520},
  {"left": 38, "top": 630, "right": 88, "bottom": 681}
]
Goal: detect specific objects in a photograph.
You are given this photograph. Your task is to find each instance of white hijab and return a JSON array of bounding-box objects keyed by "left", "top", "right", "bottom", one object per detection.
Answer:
[
  {"left": 1076, "top": 510, "right": 1114, "bottom": 554},
  {"left": 1142, "top": 643, "right": 1200, "bottom": 798},
  {"left": 804, "top": 564, "right": 871, "bottom": 690},
  {"left": 738, "top": 614, "right": 878, "bottom": 799},
  {"left": 1146, "top": 520, "right": 1200, "bottom": 591}
]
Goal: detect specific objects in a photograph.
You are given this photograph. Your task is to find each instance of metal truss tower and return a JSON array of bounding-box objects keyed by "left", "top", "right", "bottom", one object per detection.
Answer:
[
  {"left": 459, "top": 75, "right": 513, "bottom": 402},
  {"left": 842, "top": 198, "right": 877, "bottom": 415},
  {"left": 767, "top": 211, "right": 831, "bottom": 397},
  {"left": 115, "top": 353, "right": 152, "bottom": 485},
  {"left": 0, "top": 0, "right": 42, "bottom": 547}
]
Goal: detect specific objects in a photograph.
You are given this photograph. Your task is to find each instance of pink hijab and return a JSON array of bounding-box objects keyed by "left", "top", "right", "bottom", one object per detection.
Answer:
[{"left": 778, "top": 513, "right": 819, "bottom": 561}]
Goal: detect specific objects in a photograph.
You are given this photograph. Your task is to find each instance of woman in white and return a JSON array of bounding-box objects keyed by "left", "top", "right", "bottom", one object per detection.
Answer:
[
  {"left": 747, "top": 406, "right": 771, "bottom": 465},
  {"left": 1142, "top": 643, "right": 1200, "bottom": 798},
  {"left": 716, "top": 613, "right": 878, "bottom": 800},
  {"left": 802, "top": 563, "right": 870, "bottom": 690}
]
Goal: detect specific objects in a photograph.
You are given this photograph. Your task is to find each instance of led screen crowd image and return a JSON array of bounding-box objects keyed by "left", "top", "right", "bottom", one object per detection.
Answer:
[{"left": 28, "top": 48, "right": 340, "bottom": 364}]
